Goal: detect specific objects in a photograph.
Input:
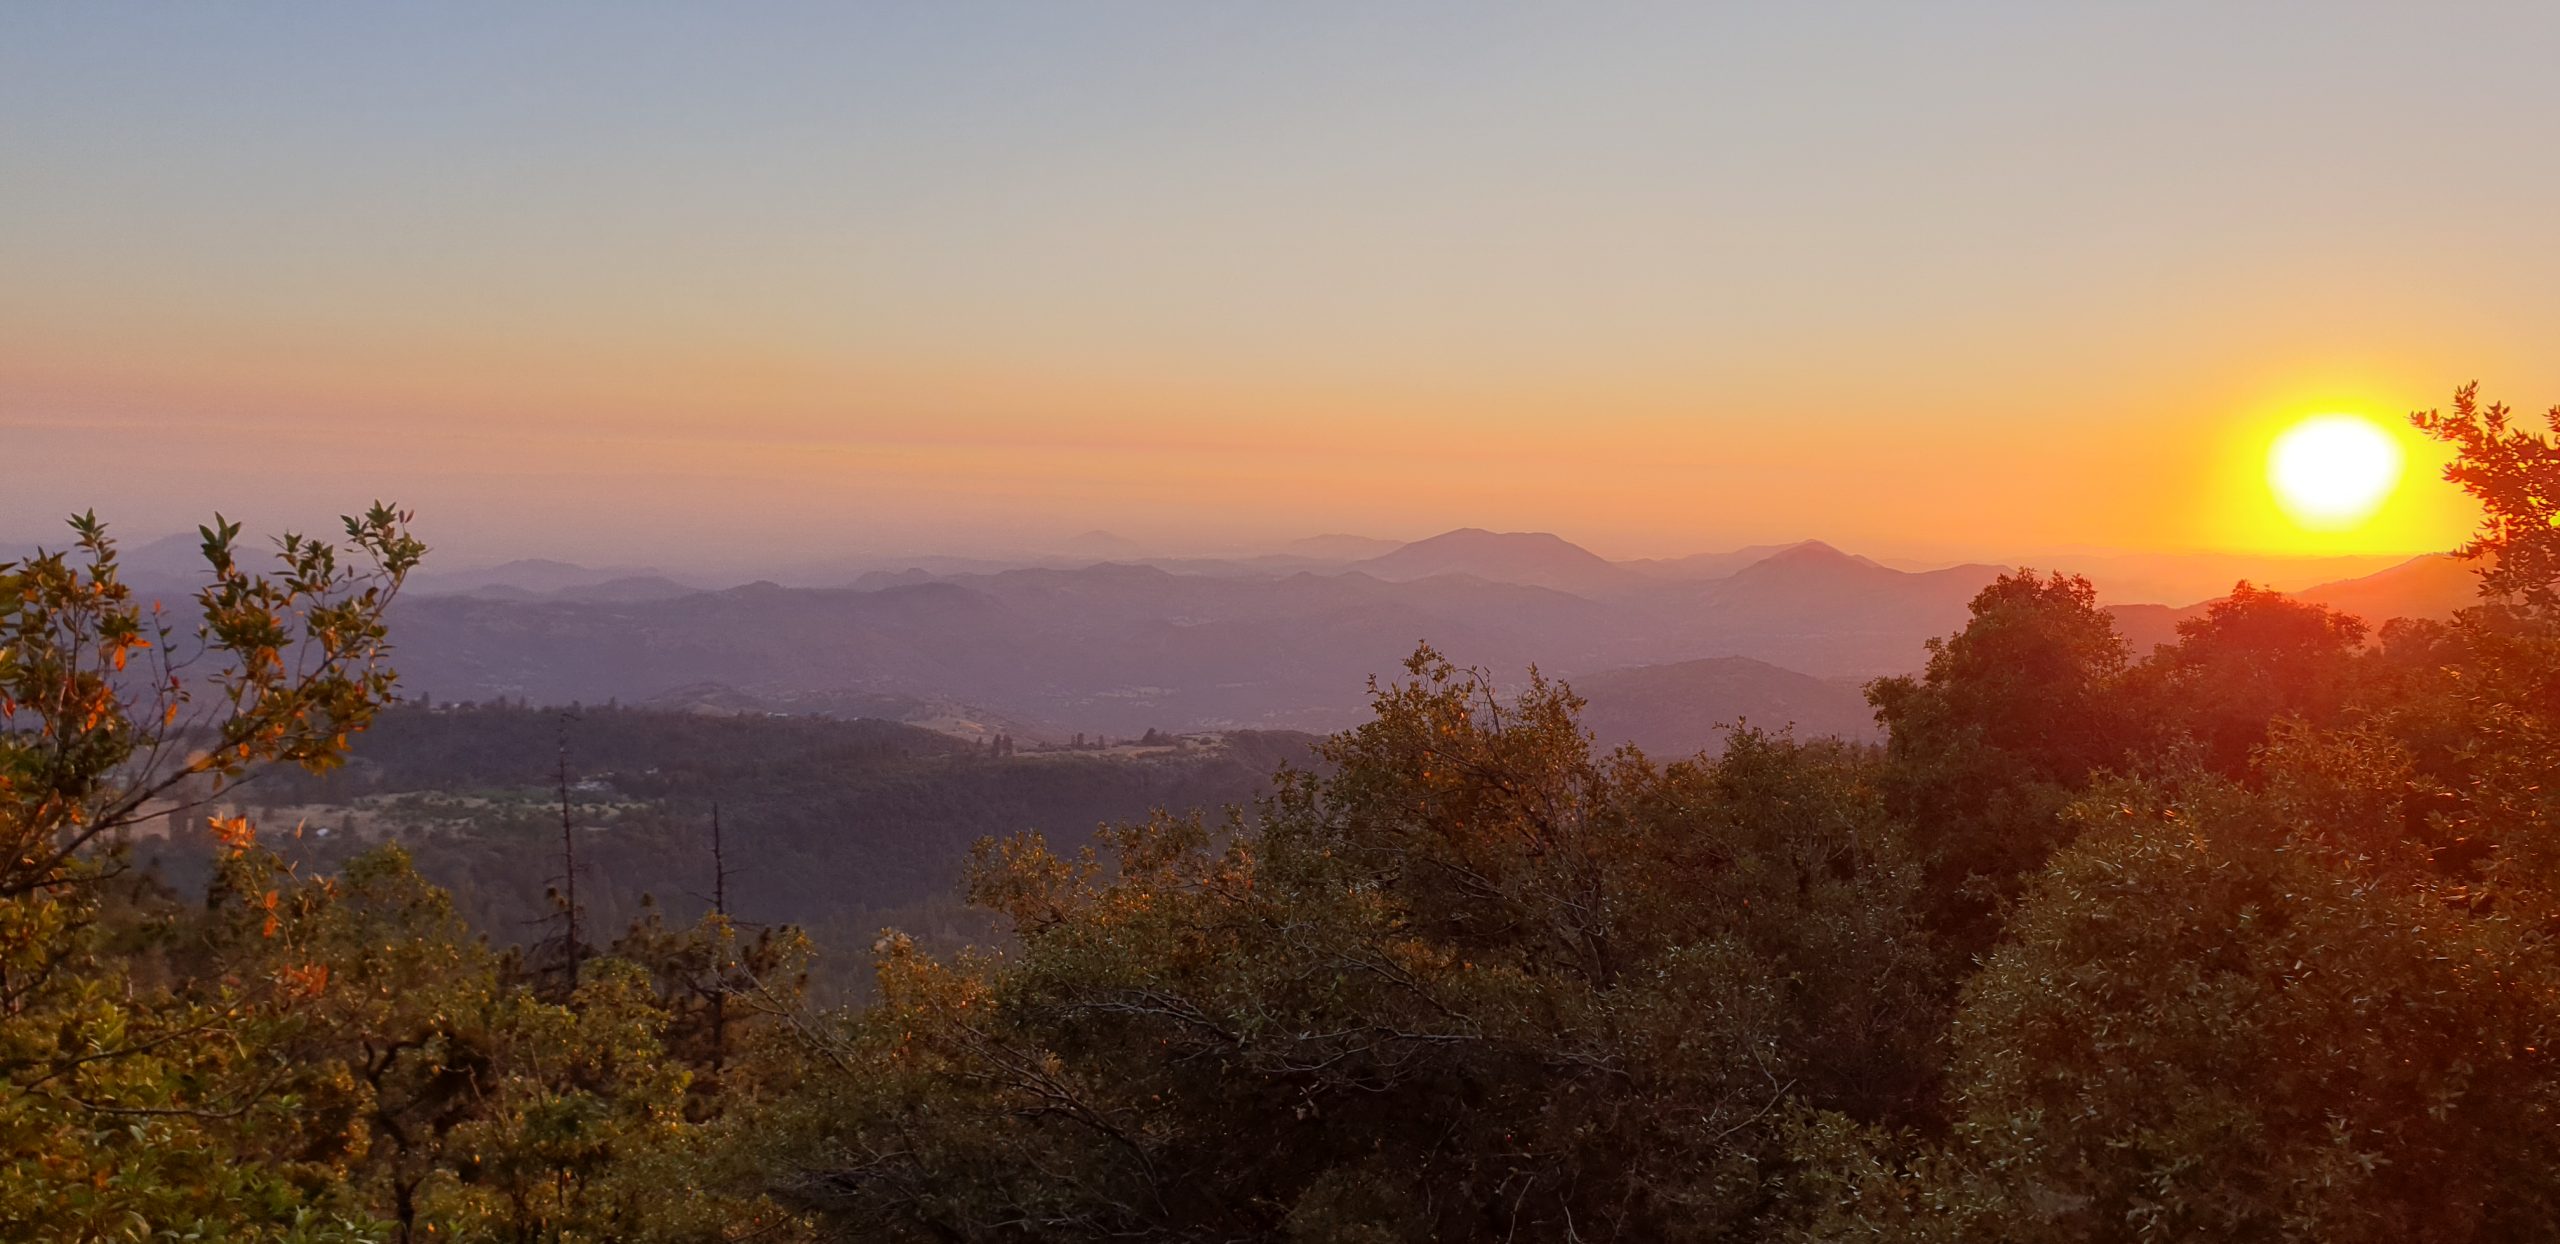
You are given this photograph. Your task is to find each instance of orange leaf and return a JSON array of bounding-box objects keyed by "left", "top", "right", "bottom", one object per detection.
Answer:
[
  {"left": 208, "top": 815, "right": 257, "bottom": 855},
  {"left": 277, "top": 962, "right": 330, "bottom": 999}
]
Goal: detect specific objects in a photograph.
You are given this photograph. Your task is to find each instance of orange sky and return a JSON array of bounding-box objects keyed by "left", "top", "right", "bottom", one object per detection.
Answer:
[{"left": 4, "top": 7, "right": 2550, "bottom": 565}]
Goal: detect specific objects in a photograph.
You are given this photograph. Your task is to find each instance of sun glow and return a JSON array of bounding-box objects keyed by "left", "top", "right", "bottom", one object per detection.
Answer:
[{"left": 2268, "top": 414, "right": 2403, "bottom": 530}]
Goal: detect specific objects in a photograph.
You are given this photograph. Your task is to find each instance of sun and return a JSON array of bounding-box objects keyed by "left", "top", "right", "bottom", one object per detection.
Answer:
[{"left": 2268, "top": 414, "right": 2402, "bottom": 529}]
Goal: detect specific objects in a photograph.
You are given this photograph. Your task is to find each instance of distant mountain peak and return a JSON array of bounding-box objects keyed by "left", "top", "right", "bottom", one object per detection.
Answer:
[
  {"left": 1392, "top": 528, "right": 1609, "bottom": 561},
  {"left": 1348, "top": 528, "right": 1636, "bottom": 595},
  {"left": 1740, "top": 540, "right": 1887, "bottom": 575},
  {"left": 1617, "top": 540, "right": 1825, "bottom": 582},
  {"left": 1419, "top": 526, "right": 1561, "bottom": 543}
]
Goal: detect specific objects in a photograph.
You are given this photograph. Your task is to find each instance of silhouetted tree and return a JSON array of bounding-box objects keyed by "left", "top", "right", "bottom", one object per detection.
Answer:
[
  {"left": 2414, "top": 382, "right": 2560, "bottom": 614},
  {"left": 1867, "top": 570, "right": 2132, "bottom": 955},
  {"left": 2126, "top": 582, "right": 2369, "bottom": 776}
]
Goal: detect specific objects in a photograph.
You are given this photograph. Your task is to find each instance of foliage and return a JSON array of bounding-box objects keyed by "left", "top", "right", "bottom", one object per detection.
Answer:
[
  {"left": 756, "top": 650, "right": 1934, "bottom": 1241},
  {"left": 1955, "top": 770, "right": 2555, "bottom": 1240},
  {"left": 0, "top": 511, "right": 809, "bottom": 1241},
  {"left": 209, "top": 843, "right": 810, "bottom": 1242},
  {"left": 2125, "top": 582, "right": 2371, "bottom": 777},
  {"left": 0, "top": 508, "right": 422, "bottom": 1239},
  {"left": 2414, "top": 381, "right": 2560, "bottom": 615},
  {"left": 1866, "top": 569, "right": 2133, "bottom": 956}
]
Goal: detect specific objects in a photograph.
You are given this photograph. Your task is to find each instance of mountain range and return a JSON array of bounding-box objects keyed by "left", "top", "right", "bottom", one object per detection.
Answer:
[
  {"left": 12, "top": 524, "right": 2480, "bottom": 761},
  {"left": 376, "top": 530, "right": 2474, "bottom": 760}
]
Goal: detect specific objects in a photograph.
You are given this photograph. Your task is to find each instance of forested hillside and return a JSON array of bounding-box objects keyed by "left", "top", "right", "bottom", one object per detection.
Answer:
[
  {"left": 185, "top": 706, "right": 1314, "bottom": 989},
  {"left": 5, "top": 387, "right": 2558, "bottom": 1241}
]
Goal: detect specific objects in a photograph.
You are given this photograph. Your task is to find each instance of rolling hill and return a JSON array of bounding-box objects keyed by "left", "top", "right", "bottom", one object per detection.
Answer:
[
  {"left": 1571, "top": 657, "right": 1878, "bottom": 759},
  {"left": 2300, "top": 553, "right": 2479, "bottom": 623},
  {"left": 384, "top": 536, "right": 2023, "bottom": 744},
  {"left": 1620, "top": 541, "right": 1821, "bottom": 581}
]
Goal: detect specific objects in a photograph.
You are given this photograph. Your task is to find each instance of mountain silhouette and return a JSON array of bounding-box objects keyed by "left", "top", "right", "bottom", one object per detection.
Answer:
[
  {"left": 1691, "top": 542, "right": 2002, "bottom": 630},
  {"left": 2299, "top": 553, "right": 2480, "bottom": 623},
  {"left": 411, "top": 557, "right": 682, "bottom": 596},
  {"left": 1620, "top": 541, "right": 1822, "bottom": 580},
  {"left": 1349, "top": 528, "right": 1642, "bottom": 595}
]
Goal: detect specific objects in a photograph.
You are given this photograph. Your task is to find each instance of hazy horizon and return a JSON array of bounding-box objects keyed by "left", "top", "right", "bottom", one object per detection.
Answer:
[
  {"left": 0, "top": 512, "right": 2434, "bottom": 573},
  {"left": 0, "top": 512, "right": 2436, "bottom": 612}
]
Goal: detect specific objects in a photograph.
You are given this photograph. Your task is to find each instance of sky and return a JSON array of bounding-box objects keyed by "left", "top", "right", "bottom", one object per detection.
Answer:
[{"left": 5, "top": 3, "right": 2556, "bottom": 567}]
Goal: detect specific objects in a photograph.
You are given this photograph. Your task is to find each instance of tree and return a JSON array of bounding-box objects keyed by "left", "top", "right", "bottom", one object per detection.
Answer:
[
  {"left": 0, "top": 506, "right": 422, "bottom": 1239},
  {"left": 1930, "top": 761, "right": 2560, "bottom": 1243},
  {"left": 2126, "top": 582, "right": 2370, "bottom": 777},
  {"left": 755, "top": 647, "right": 1934, "bottom": 1241},
  {"left": 2414, "top": 382, "right": 2560, "bottom": 615},
  {"left": 1867, "top": 571, "right": 2133, "bottom": 955},
  {"left": 606, "top": 895, "right": 812, "bottom": 1103},
  {"left": 1, "top": 506, "right": 422, "bottom": 901}
]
